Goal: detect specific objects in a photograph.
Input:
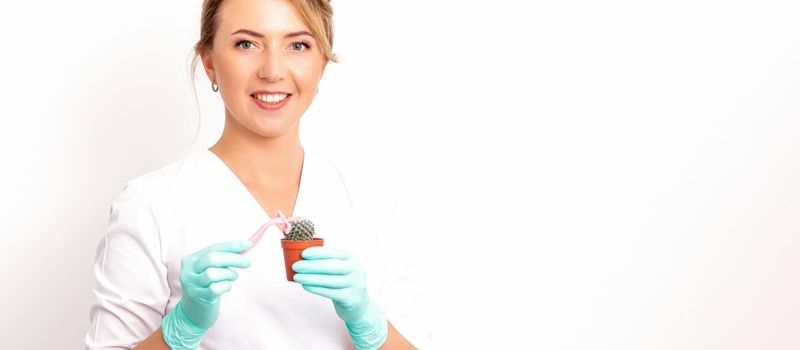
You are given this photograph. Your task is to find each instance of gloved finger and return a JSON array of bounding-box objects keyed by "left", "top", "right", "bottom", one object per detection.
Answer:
[
  {"left": 193, "top": 250, "right": 252, "bottom": 273},
  {"left": 185, "top": 284, "right": 219, "bottom": 305},
  {"left": 192, "top": 280, "right": 234, "bottom": 302},
  {"left": 208, "top": 280, "right": 233, "bottom": 296},
  {"left": 293, "top": 273, "right": 356, "bottom": 288},
  {"left": 300, "top": 284, "right": 349, "bottom": 303},
  {"left": 292, "top": 258, "right": 354, "bottom": 275},
  {"left": 301, "top": 246, "right": 353, "bottom": 260},
  {"left": 186, "top": 287, "right": 219, "bottom": 305},
  {"left": 196, "top": 240, "right": 253, "bottom": 257},
  {"left": 190, "top": 267, "right": 239, "bottom": 288}
]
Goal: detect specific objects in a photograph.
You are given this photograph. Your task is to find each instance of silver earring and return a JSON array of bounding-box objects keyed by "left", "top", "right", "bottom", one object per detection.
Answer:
[{"left": 212, "top": 82, "right": 219, "bottom": 92}]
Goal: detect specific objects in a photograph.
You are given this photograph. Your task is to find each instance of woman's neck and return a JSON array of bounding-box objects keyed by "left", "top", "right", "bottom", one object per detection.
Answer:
[{"left": 209, "top": 129, "right": 304, "bottom": 192}]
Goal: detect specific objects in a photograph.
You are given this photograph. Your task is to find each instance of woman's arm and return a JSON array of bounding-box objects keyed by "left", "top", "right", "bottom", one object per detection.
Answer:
[
  {"left": 86, "top": 185, "right": 172, "bottom": 349},
  {"left": 380, "top": 321, "right": 418, "bottom": 349},
  {"left": 132, "top": 327, "right": 169, "bottom": 350},
  {"left": 132, "top": 323, "right": 416, "bottom": 350}
]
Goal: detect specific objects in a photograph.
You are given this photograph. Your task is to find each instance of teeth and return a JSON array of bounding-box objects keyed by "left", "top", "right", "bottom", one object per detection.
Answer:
[{"left": 255, "top": 93, "right": 288, "bottom": 104}]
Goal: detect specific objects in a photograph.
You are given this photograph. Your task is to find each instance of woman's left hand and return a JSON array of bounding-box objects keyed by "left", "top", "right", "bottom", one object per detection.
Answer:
[
  {"left": 294, "top": 246, "right": 389, "bottom": 349},
  {"left": 292, "top": 246, "right": 371, "bottom": 323}
]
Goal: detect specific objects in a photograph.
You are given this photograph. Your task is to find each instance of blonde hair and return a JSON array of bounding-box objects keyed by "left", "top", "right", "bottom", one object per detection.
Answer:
[{"left": 187, "top": 0, "right": 338, "bottom": 143}]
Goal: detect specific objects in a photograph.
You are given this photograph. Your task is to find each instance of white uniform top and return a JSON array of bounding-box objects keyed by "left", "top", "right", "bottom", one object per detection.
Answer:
[{"left": 85, "top": 146, "right": 434, "bottom": 349}]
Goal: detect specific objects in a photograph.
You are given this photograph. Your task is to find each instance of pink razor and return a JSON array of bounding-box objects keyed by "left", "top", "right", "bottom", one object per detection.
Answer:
[{"left": 242, "top": 210, "right": 292, "bottom": 255}]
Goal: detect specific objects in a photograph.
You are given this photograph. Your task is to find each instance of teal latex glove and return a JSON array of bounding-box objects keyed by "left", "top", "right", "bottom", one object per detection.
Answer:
[
  {"left": 292, "top": 246, "right": 388, "bottom": 350},
  {"left": 161, "top": 240, "right": 253, "bottom": 349}
]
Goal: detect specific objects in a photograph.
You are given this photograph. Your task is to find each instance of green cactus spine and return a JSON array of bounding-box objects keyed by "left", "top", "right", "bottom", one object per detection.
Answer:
[{"left": 284, "top": 217, "right": 315, "bottom": 241}]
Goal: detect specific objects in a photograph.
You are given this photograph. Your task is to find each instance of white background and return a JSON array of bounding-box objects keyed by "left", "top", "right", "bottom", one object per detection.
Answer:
[{"left": 1, "top": 0, "right": 799, "bottom": 348}]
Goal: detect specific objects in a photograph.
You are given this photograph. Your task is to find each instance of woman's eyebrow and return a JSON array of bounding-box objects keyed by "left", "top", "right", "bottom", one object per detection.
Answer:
[{"left": 230, "top": 28, "right": 313, "bottom": 39}]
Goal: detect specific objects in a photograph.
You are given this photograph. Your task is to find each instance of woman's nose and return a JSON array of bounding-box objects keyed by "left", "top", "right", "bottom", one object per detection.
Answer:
[{"left": 257, "top": 50, "right": 287, "bottom": 82}]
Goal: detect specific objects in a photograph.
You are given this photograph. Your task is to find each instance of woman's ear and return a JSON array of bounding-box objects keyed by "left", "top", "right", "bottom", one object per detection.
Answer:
[{"left": 200, "top": 49, "right": 217, "bottom": 84}]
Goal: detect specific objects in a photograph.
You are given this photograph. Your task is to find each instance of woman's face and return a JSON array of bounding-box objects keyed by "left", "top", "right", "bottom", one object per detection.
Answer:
[{"left": 201, "top": 0, "right": 327, "bottom": 139}]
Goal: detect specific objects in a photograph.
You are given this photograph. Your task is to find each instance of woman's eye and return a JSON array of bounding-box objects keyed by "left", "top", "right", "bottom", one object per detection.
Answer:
[
  {"left": 236, "top": 40, "right": 254, "bottom": 50},
  {"left": 291, "top": 42, "right": 311, "bottom": 51}
]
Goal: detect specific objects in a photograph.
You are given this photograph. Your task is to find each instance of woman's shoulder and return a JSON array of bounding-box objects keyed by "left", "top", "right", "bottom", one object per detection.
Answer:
[{"left": 116, "top": 149, "right": 210, "bottom": 203}]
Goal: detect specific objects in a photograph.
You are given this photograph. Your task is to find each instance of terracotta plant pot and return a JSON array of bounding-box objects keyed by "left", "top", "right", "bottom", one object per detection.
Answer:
[{"left": 281, "top": 238, "right": 324, "bottom": 282}]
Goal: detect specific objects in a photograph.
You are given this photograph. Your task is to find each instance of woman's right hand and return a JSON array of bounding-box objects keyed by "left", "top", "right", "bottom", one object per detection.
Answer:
[
  {"left": 161, "top": 240, "right": 253, "bottom": 348},
  {"left": 180, "top": 239, "right": 253, "bottom": 328}
]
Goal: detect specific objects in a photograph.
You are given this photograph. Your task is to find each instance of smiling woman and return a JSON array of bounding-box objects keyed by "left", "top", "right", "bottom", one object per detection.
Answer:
[
  {"left": 193, "top": 0, "right": 336, "bottom": 142},
  {"left": 84, "top": 0, "right": 428, "bottom": 349}
]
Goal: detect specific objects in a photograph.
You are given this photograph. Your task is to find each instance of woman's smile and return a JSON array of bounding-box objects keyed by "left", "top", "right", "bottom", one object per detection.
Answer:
[{"left": 250, "top": 91, "right": 293, "bottom": 111}]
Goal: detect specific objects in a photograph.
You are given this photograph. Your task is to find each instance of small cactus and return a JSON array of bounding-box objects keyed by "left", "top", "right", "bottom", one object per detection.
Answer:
[{"left": 284, "top": 217, "right": 315, "bottom": 241}]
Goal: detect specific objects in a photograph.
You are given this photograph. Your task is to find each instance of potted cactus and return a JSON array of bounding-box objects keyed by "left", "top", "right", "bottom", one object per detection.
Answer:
[{"left": 280, "top": 216, "right": 324, "bottom": 282}]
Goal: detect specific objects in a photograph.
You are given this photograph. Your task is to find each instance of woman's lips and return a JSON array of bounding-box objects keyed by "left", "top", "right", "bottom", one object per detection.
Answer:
[{"left": 251, "top": 94, "right": 291, "bottom": 111}]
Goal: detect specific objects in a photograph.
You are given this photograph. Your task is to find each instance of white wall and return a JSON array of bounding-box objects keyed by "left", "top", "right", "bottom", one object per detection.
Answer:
[{"left": 1, "top": 0, "right": 799, "bottom": 348}]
